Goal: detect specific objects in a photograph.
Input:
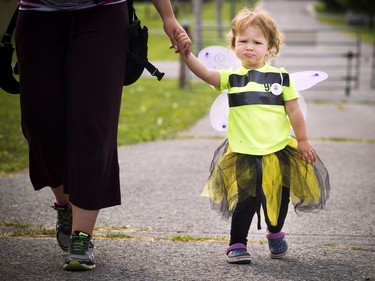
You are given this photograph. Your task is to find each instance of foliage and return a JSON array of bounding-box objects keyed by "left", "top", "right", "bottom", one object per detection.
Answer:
[{"left": 320, "top": 0, "right": 375, "bottom": 28}]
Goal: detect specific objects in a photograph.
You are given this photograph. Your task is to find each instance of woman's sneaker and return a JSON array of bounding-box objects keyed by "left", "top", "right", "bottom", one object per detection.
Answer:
[
  {"left": 51, "top": 202, "right": 72, "bottom": 252},
  {"left": 226, "top": 243, "right": 251, "bottom": 264},
  {"left": 63, "top": 231, "right": 95, "bottom": 271},
  {"left": 267, "top": 232, "right": 288, "bottom": 259}
]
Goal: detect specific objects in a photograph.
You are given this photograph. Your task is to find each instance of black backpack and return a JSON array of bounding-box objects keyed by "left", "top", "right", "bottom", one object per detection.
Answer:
[
  {"left": 124, "top": 0, "right": 164, "bottom": 85},
  {"left": 0, "top": 7, "right": 19, "bottom": 94},
  {"left": 0, "top": 1, "right": 164, "bottom": 94}
]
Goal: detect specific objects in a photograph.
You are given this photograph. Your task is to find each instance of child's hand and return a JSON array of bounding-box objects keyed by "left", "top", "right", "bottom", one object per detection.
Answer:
[
  {"left": 172, "top": 29, "right": 192, "bottom": 56},
  {"left": 297, "top": 140, "right": 317, "bottom": 164}
]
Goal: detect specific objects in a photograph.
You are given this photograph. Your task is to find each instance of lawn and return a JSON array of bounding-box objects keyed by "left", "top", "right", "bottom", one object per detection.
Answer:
[
  {"left": 0, "top": 79, "right": 216, "bottom": 175},
  {"left": 0, "top": 0, "right": 250, "bottom": 175},
  {"left": 1, "top": 0, "right": 372, "bottom": 175}
]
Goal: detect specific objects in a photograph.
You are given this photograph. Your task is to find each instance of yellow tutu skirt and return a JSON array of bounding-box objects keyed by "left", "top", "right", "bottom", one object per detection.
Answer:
[{"left": 202, "top": 138, "right": 330, "bottom": 226}]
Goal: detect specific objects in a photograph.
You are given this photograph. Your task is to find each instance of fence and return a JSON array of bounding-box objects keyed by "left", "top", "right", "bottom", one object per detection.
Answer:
[{"left": 272, "top": 28, "right": 361, "bottom": 96}]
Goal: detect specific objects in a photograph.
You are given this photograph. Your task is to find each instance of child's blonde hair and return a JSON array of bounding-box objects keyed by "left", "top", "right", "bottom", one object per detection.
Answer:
[{"left": 227, "top": 7, "right": 284, "bottom": 59}]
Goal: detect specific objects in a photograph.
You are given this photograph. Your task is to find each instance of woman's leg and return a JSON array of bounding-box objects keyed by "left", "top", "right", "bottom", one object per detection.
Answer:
[
  {"left": 16, "top": 11, "right": 68, "bottom": 190},
  {"left": 71, "top": 205, "right": 99, "bottom": 236},
  {"left": 63, "top": 3, "right": 128, "bottom": 211},
  {"left": 51, "top": 185, "right": 70, "bottom": 205}
]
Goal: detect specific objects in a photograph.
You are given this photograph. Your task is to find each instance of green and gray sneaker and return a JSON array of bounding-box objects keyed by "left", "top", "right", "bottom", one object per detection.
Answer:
[
  {"left": 63, "top": 231, "right": 95, "bottom": 271},
  {"left": 51, "top": 202, "right": 72, "bottom": 252}
]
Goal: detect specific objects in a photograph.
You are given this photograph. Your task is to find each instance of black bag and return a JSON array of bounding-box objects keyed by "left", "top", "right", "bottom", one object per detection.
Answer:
[
  {"left": 0, "top": 2, "right": 164, "bottom": 94},
  {"left": 0, "top": 7, "right": 19, "bottom": 94},
  {"left": 124, "top": 0, "right": 164, "bottom": 85}
]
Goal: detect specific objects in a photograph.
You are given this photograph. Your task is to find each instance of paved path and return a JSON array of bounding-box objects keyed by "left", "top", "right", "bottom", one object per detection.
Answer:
[{"left": 1, "top": 0, "right": 374, "bottom": 280}]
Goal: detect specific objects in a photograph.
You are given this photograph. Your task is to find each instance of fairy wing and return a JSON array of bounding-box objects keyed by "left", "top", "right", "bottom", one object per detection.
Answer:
[
  {"left": 197, "top": 46, "right": 238, "bottom": 131},
  {"left": 197, "top": 47, "right": 328, "bottom": 131},
  {"left": 209, "top": 90, "right": 229, "bottom": 131},
  {"left": 290, "top": 71, "right": 328, "bottom": 91},
  {"left": 197, "top": 46, "right": 241, "bottom": 72}
]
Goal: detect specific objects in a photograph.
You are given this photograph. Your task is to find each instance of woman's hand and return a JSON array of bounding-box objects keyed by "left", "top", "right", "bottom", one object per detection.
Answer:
[
  {"left": 162, "top": 18, "right": 192, "bottom": 58},
  {"left": 173, "top": 29, "right": 191, "bottom": 55}
]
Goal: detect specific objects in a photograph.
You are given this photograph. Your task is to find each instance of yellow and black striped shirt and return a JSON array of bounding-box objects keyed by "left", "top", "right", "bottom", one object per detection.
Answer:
[{"left": 216, "top": 64, "right": 299, "bottom": 155}]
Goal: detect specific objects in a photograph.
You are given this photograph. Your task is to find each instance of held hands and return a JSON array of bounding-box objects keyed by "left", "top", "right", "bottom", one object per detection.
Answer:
[
  {"left": 172, "top": 29, "right": 192, "bottom": 57},
  {"left": 163, "top": 20, "right": 191, "bottom": 58},
  {"left": 297, "top": 140, "right": 317, "bottom": 164}
]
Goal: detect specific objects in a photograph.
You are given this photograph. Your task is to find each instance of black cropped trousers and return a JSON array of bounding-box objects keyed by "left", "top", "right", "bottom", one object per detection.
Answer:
[{"left": 15, "top": 3, "right": 128, "bottom": 210}]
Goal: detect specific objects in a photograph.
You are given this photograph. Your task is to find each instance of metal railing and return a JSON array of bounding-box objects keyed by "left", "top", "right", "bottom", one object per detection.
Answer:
[{"left": 272, "top": 28, "right": 361, "bottom": 96}]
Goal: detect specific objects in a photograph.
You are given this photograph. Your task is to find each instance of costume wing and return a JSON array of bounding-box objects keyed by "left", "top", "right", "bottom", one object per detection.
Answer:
[
  {"left": 209, "top": 90, "right": 229, "bottom": 131},
  {"left": 290, "top": 71, "right": 328, "bottom": 120},
  {"left": 197, "top": 47, "right": 328, "bottom": 131},
  {"left": 290, "top": 71, "right": 328, "bottom": 91},
  {"left": 197, "top": 46, "right": 241, "bottom": 71},
  {"left": 197, "top": 46, "right": 238, "bottom": 131}
]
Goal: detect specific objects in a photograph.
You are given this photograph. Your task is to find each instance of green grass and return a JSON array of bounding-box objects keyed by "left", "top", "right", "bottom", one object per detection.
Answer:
[
  {"left": 169, "top": 234, "right": 227, "bottom": 242},
  {"left": 2, "top": 0, "right": 249, "bottom": 175},
  {"left": 118, "top": 79, "right": 215, "bottom": 144},
  {"left": 0, "top": 93, "right": 28, "bottom": 175},
  {"left": 313, "top": 3, "right": 374, "bottom": 44},
  {"left": 4, "top": 0, "right": 372, "bottom": 175},
  {"left": 0, "top": 78, "right": 216, "bottom": 175},
  {"left": 323, "top": 243, "right": 365, "bottom": 251}
]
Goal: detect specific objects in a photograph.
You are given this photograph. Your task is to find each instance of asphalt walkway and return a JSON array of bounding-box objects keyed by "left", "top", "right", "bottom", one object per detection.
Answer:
[{"left": 1, "top": 0, "right": 374, "bottom": 280}]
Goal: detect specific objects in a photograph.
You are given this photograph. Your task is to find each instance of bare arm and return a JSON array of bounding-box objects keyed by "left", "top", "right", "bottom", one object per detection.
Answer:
[
  {"left": 174, "top": 29, "right": 221, "bottom": 87},
  {"left": 151, "top": 0, "right": 191, "bottom": 57},
  {"left": 285, "top": 99, "right": 317, "bottom": 164}
]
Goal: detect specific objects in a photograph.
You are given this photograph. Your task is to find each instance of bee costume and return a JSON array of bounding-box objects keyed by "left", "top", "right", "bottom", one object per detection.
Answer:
[{"left": 202, "top": 64, "right": 330, "bottom": 238}]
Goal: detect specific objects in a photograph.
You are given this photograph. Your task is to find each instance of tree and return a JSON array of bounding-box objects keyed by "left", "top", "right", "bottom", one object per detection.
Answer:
[{"left": 336, "top": 0, "right": 375, "bottom": 28}]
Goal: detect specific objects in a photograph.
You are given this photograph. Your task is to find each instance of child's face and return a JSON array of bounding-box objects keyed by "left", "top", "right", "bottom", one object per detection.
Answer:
[{"left": 234, "top": 25, "right": 270, "bottom": 69}]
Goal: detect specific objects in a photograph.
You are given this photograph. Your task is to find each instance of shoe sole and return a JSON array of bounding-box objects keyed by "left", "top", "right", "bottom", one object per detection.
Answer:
[
  {"left": 270, "top": 249, "right": 288, "bottom": 259},
  {"left": 226, "top": 256, "right": 251, "bottom": 264},
  {"left": 63, "top": 259, "right": 96, "bottom": 271}
]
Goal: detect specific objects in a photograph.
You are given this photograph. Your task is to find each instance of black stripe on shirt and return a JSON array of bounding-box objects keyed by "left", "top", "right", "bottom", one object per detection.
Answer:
[
  {"left": 228, "top": 91, "right": 285, "bottom": 107},
  {"left": 229, "top": 70, "right": 290, "bottom": 88}
]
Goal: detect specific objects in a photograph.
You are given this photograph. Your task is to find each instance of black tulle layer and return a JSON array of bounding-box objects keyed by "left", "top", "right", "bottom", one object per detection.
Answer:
[{"left": 202, "top": 138, "right": 330, "bottom": 226}]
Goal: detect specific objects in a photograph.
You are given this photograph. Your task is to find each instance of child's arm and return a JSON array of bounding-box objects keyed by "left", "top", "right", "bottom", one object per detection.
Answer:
[
  {"left": 285, "top": 99, "right": 317, "bottom": 164},
  {"left": 174, "top": 29, "right": 221, "bottom": 88}
]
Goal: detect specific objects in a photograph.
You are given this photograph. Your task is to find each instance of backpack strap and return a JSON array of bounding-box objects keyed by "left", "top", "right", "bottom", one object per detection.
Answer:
[
  {"left": 1, "top": 6, "right": 19, "bottom": 45},
  {"left": 127, "top": 0, "right": 137, "bottom": 23},
  {"left": 129, "top": 53, "right": 165, "bottom": 81},
  {"left": 127, "top": 0, "right": 164, "bottom": 81}
]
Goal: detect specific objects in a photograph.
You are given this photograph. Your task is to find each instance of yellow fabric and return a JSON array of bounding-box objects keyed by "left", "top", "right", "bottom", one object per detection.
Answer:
[
  {"left": 262, "top": 153, "right": 283, "bottom": 226},
  {"left": 202, "top": 146, "right": 239, "bottom": 212},
  {"left": 202, "top": 138, "right": 325, "bottom": 226}
]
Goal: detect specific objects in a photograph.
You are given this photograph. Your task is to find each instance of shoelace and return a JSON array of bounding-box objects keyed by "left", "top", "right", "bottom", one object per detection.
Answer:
[
  {"left": 52, "top": 205, "right": 72, "bottom": 234},
  {"left": 70, "top": 233, "right": 91, "bottom": 255}
]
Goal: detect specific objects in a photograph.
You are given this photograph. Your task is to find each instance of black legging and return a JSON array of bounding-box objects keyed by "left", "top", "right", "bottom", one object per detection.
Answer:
[{"left": 229, "top": 156, "right": 290, "bottom": 246}]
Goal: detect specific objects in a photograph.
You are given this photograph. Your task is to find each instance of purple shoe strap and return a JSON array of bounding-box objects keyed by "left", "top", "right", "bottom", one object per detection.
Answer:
[
  {"left": 226, "top": 243, "right": 246, "bottom": 254},
  {"left": 267, "top": 231, "right": 285, "bottom": 240},
  {"left": 54, "top": 201, "right": 70, "bottom": 208}
]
